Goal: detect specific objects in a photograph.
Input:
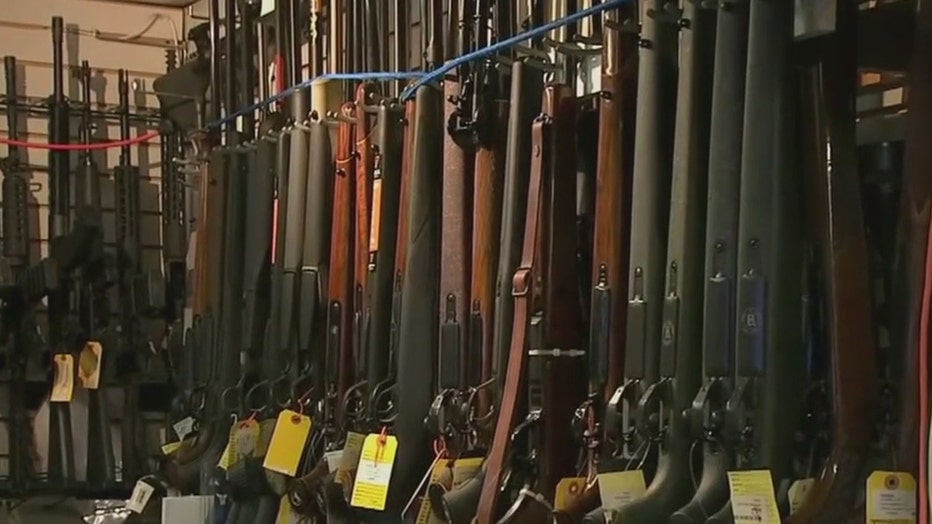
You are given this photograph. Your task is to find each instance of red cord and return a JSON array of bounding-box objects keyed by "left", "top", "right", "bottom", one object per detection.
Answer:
[
  {"left": 920, "top": 209, "right": 932, "bottom": 524},
  {"left": 0, "top": 131, "right": 159, "bottom": 150}
]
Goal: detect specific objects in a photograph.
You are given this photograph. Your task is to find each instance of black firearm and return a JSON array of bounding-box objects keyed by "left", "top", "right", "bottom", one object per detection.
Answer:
[
  {"left": 706, "top": 1, "right": 805, "bottom": 521},
  {"left": 79, "top": 61, "right": 119, "bottom": 493},
  {"left": 1, "top": 55, "right": 37, "bottom": 494},
  {"left": 600, "top": 0, "right": 679, "bottom": 499},
  {"left": 608, "top": 0, "right": 716, "bottom": 521},
  {"left": 45, "top": 16, "right": 77, "bottom": 490},
  {"left": 671, "top": 0, "right": 749, "bottom": 520},
  {"left": 385, "top": 0, "right": 445, "bottom": 509}
]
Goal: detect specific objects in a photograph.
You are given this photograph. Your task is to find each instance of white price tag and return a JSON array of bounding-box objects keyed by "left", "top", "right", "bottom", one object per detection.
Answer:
[
  {"left": 126, "top": 480, "right": 155, "bottom": 514},
  {"left": 173, "top": 417, "right": 195, "bottom": 440},
  {"left": 325, "top": 450, "right": 344, "bottom": 473}
]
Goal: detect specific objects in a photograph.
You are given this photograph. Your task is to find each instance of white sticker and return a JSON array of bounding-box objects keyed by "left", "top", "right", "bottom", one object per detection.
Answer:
[
  {"left": 173, "top": 417, "right": 195, "bottom": 440},
  {"left": 126, "top": 480, "right": 155, "bottom": 514},
  {"left": 260, "top": 0, "right": 275, "bottom": 16}
]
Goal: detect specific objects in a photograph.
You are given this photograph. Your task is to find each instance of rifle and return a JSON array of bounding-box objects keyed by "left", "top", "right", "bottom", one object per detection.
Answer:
[
  {"left": 670, "top": 0, "right": 749, "bottom": 520},
  {"left": 428, "top": 0, "right": 475, "bottom": 456},
  {"left": 553, "top": 3, "right": 639, "bottom": 521},
  {"left": 1, "top": 55, "right": 36, "bottom": 494},
  {"left": 430, "top": 47, "right": 548, "bottom": 524},
  {"left": 606, "top": 0, "right": 715, "bottom": 521},
  {"left": 467, "top": 0, "right": 512, "bottom": 442},
  {"left": 786, "top": 2, "right": 877, "bottom": 521},
  {"left": 705, "top": 1, "right": 804, "bottom": 521},
  {"left": 80, "top": 60, "right": 118, "bottom": 493},
  {"left": 597, "top": 0, "right": 678, "bottom": 506},
  {"left": 474, "top": 84, "right": 586, "bottom": 524},
  {"left": 385, "top": 0, "right": 445, "bottom": 508},
  {"left": 46, "top": 16, "right": 77, "bottom": 490},
  {"left": 890, "top": 0, "right": 932, "bottom": 504}
]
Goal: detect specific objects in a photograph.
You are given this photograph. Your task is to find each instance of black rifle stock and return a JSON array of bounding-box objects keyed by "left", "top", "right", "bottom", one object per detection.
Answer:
[
  {"left": 609, "top": 0, "right": 715, "bottom": 521},
  {"left": 706, "top": 1, "right": 804, "bottom": 521},
  {"left": 362, "top": 99, "right": 405, "bottom": 428},
  {"left": 603, "top": 0, "right": 678, "bottom": 482},
  {"left": 386, "top": 84, "right": 444, "bottom": 511},
  {"left": 669, "top": 2, "right": 749, "bottom": 522}
]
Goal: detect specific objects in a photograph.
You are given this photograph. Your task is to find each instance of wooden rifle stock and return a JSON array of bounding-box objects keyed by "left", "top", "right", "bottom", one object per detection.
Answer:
[
  {"left": 326, "top": 103, "right": 357, "bottom": 438},
  {"left": 786, "top": 2, "right": 877, "bottom": 521}
]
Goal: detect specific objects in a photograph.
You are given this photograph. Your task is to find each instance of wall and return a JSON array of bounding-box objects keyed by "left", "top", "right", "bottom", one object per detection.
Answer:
[{"left": 0, "top": 1, "right": 184, "bottom": 520}]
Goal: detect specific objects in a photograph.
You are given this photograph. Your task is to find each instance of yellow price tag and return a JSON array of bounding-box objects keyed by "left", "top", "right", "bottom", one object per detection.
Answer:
[
  {"left": 78, "top": 341, "right": 102, "bottom": 390},
  {"left": 263, "top": 410, "right": 313, "bottom": 476},
  {"left": 349, "top": 433, "right": 399, "bottom": 511},
  {"left": 50, "top": 354, "right": 74, "bottom": 403},
  {"left": 866, "top": 470, "right": 916, "bottom": 523},
  {"left": 161, "top": 441, "right": 182, "bottom": 455},
  {"left": 218, "top": 424, "right": 240, "bottom": 471},
  {"left": 415, "top": 459, "right": 452, "bottom": 524},
  {"left": 554, "top": 477, "right": 587, "bottom": 511},
  {"left": 788, "top": 478, "right": 815, "bottom": 514},
  {"left": 727, "top": 470, "right": 781, "bottom": 524},
  {"left": 597, "top": 470, "right": 646, "bottom": 508}
]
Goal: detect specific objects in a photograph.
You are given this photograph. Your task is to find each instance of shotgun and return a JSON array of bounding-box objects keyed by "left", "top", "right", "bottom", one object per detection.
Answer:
[
  {"left": 669, "top": 0, "right": 749, "bottom": 521},
  {"left": 607, "top": 0, "right": 716, "bottom": 521},
  {"left": 786, "top": 2, "right": 877, "bottom": 520},
  {"left": 705, "top": 1, "right": 805, "bottom": 521}
]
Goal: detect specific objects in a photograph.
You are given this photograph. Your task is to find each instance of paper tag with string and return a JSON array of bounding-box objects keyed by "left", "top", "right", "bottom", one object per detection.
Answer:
[
  {"left": 597, "top": 470, "right": 646, "bottom": 508},
  {"left": 161, "top": 441, "right": 182, "bottom": 456},
  {"left": 263, "top": 410, "right": 313, "bottom": 476},
  {"left": 77, "top": 341, "right": 102, "bottom": 389},
  {"left": 50, "top": 354, "right": 75, "bottom": 402},
  {"left": 866, "top": 470, "right": 916, "bottom": 523},
  {"left": 126, "top": 479, "right": 155, "bottom": 513},
  {"left": 727, "top": 470, "right": 781, "bottom": 524},
  {"left": 254, "top": 418, "right": 277, "bottom": 457},
  {"left": 554, "top": 477, "right": 588, "bottom": 511},
  {"left": 218, "top": 421, "right": 241, "bottom": 471},
  {"left": 349, "top": 431, "right": 399, "bottom": 511},
  {"left": 235, "top": 417, "right": 261, "bottom": 458}
]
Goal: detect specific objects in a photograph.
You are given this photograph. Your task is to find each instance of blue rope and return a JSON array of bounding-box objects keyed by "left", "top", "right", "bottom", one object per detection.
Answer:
[
  {"left": 208, "top": 0, "right": 631, "bottom": 128},
  {"left": 399, "top": 0, "right": 633, "bottom": 101},
  {"left": 208, "top": 71, "right": 427, "bottom": 129}
]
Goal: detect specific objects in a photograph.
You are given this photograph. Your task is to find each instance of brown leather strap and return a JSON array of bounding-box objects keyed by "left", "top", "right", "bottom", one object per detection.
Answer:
[{"left": 475, "top": 114, "right": 549, "bottom": 524}]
